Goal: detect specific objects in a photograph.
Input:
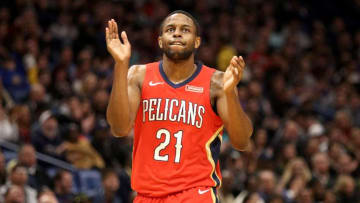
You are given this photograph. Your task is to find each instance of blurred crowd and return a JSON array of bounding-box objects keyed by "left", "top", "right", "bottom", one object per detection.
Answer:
[{"left": 0, "top": 0, "right": 360, "bottom": 202}]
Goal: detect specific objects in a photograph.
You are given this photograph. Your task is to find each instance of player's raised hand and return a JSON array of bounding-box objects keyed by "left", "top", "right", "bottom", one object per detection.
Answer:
[
  {"left": 223, "top": 56, "right": 246, "bottom": 93},
  {"left": 105, "top": 19, "right": 131, "bottom": 64}
]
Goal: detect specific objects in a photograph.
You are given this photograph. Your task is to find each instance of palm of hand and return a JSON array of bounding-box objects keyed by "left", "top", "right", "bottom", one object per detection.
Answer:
[
  {"left": 223, "top": 56, "right": 245, "bottom": 93},
  {"left": 106, "top": 19, "right": 131, "bottom": 63}
]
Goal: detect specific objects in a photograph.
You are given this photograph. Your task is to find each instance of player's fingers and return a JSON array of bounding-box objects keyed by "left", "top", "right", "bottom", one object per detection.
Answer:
[
  {"left": 121, "top": 31, "right": 130, "bottom": 46},
  {"left": 105, "top": 27, "right": 109, "bottom": 44},
  {"left": 238, "top": 56, "right": 245, "bottom": 68},
  {"left": 113, "top": 20, "right": 119, "bottom": 39},
  {"left": 230, "top": 56, "right": 238, "bottom": 67},
  {"left": 112, "top": 19, "right": 117, "bottom": 39},
  {"left": 112, "top": 19, "right": 117, "bottom": 38},
  {"left": 108, "top": 20, "right": 113, "bottom": 38}
]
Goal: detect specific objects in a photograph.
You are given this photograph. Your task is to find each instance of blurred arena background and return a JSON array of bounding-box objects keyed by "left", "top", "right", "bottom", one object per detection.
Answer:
[{"left": 0, "top": 0, "right": 360, "bottom": 202}]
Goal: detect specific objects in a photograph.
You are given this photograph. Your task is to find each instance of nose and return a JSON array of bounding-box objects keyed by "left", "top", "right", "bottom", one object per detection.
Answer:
[{"left": 173, "top": 28, "right": 182, "bottom": 38}]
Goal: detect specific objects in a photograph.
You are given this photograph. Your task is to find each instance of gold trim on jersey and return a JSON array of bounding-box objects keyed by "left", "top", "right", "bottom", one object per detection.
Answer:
[
  {"left": 205, "top": 126, "right": 224, "bottom": 188},
  {"left": 211, "top": 188, "right": 216, "bottom": 203}
]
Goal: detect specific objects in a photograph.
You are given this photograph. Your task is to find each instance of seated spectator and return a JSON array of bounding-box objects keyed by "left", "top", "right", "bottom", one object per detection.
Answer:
[
  {"left": 31, "top": 110, "right": 63, "bottom": 159},
  {"left": 277, "top": 157, "right": 311, "bottom": 201},
  {"left": 61, "top": 122, "right": 104, "bottom": 169},
  {"left": 334, "top": 175, "right": 360, "bottom": 203},
  {"left": 0, "top": 102, "right": 18, "bottom": 142},
  {"left": 9, "top": 104, "right": 32, "bottom": 143},
  {"left": 38, "top": 188, "right": 58, "bottom": 203},
  {"left": 0, "top": 55, "right": 30, "bottom": 103},
  {"left": 4, "top": 185, "right": 25, "bottom": 203},
  {"left": 28, "top": 83, "right": 51, "bottom": 119},
  {"left": 93, "top": 168, "right": 123, "bottom": 203},
  {"left": 257, "top": 170, "right": 278, "bottom": 202},
  {"left": 7, "top": 144, "right": 50, "bottom": 191},
  {"left": 53, "top": 170, "right": 75, "bottom": 203},
  {"left": 334, "top": 152, "right": 359, "bottom": 176},
  {"left": 0, "top": 164, "right": 37, "bottom": 203},
  {"left": 311, "top": 152, "right": 335, "bottom": 189}
]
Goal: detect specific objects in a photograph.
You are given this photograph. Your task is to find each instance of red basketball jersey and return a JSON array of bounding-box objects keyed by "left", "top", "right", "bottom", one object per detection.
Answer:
[{"left": 132, "top": 61, "right": 223, "bottom": 197}]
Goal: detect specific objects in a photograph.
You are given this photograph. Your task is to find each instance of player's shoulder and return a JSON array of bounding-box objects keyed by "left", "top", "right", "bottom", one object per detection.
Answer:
[
  {"left": 129, "top": 64, "right": 146, "bottom": 75},
  {"left": 128, "top": 64, "right": 146, "bottom": 86},
  {"left": 210, "top": 69, "right": 224, "bottom": 89},
  {"left": 210, "top": 69, "right": 225, "bottom": 98},
  {"left": 128, "top": 61, "right": 160, "bottom": 75}
]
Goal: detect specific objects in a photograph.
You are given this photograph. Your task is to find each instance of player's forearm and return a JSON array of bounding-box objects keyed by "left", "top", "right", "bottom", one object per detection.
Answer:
[
  {"left": 225, "top": 90, "right": 253, "bottom": 151},
  {"left": 107, "top": 62, "right": 132, "bottom": 136}
]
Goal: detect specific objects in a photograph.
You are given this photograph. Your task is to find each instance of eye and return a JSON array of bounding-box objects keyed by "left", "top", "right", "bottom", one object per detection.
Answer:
[
  {"left": 166, "top": 27, "right": 174, "bottom": 32},
  {"left": 182, "top": 28, "right": 190, "bottom": 33}
]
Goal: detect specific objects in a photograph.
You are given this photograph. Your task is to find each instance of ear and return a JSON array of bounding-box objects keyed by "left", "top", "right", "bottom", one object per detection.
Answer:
[
  {"left": 195, "top": 36, "right": 201, "bottom": 49},
  {"left": 158, "top": 36, "right": 163, "bottom": 49}
]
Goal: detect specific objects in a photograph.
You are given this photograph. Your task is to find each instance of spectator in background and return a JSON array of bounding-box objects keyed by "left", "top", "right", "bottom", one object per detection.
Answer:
[
  {"left": 53, "top": 170, "right": 75, "bottom": 203},
  {"left": 0, "top": 56, "right": 30, "bottom": 103},
  {"left": 257, "top": 170, "right": 278, "bottom": 202},
  {"left": 28, "top": 83, "right": 50, "bottom": 118},
  {"left": 7, "top": 144, "right": 50, "bottom": 191},
  {"left": 0, "top": 102, "right": 18, "bottom": 143},
  {"left": 93, "top": 168, "right": 123, "bottom": 203},
  {"left": 61, "top": 122, "right": 104, "bottom": 169},
  {"left": 3, "top": 185, "right": 25, "bottom": 203},
  {"left": 9, "top": 104, "right": 31, "bottom": 143},
  {"left": 334, "top": 175, "right": 360, "bottom": 203},
  {"left": 276, "top": 158, "right": 311, "bottom": 202},
  {"left": 31, "top": 110, "right": 63, "bottom": 159},
  {"left": 0, "top": 164, "right": 37, "bottom": 203},
  {"left": 38, "top": 188, "right": 59, "bottom": 203},
  {"left": 311, "top": 152, "right": 335, "bottom": 189}
]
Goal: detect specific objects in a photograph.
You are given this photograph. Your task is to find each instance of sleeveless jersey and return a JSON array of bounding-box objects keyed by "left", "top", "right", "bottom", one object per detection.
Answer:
[{"left": 132, "top": 61, "right": 223, "bottom": 197}]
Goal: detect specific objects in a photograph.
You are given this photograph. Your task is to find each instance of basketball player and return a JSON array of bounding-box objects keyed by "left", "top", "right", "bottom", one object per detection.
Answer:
[{"left": 105, "top": 10, "right": 253, "bottom": 203}]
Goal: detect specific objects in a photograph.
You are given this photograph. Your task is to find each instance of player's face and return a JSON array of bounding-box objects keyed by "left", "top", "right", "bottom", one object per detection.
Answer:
[{"left": 159, "top": 14, "right": 200, "bottom": 61}]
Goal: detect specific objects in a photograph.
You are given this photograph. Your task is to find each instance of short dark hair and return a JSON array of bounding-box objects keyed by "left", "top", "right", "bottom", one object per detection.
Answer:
[
  {"left": 101, "top": 168, "right": 117, "bottom": 180},
  {"left": 54, "top": 169, "right": 71, "bottom": 183},
  {"left": 159, "top": 10, "right": 200, "bottom": 36}
]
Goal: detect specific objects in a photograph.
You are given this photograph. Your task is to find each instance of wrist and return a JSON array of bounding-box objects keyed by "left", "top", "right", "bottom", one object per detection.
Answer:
[
  {"left": 224, "top": 87, "right": 237, "bottom": 97},
  {"left": 115, "top": 59, "right": 129, "bottom": 66},
  {"left": 115, "top": 61, "right": 129, "bottom": 71}
]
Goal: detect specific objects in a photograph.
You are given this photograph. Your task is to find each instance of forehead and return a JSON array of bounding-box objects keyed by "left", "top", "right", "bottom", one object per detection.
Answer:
[{"left": 163, "top": 13, "right": 195, "bottom": 27}]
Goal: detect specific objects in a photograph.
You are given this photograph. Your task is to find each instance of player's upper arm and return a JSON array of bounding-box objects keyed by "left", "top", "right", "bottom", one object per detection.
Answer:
[{"left": 127, "top": 64, "right": 146, "bottom": 124}]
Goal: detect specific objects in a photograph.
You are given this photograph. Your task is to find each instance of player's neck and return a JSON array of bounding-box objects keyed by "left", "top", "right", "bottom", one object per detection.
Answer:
[{"left": 162, "top": 55, "right": 196, "bottom": 84}]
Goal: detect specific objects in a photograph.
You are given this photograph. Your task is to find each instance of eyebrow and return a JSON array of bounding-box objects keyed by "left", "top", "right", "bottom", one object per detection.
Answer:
[{"left": 164, "top": 24, "right": 192, "bottom": 28}]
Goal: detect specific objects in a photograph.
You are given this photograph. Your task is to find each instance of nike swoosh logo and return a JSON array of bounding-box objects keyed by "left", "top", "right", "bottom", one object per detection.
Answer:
[
  {"left": 149, "top": 81, "right": 164, "bottom": 86},
  {"left": 198, "top": 189, "right": 210, "bottom": 195}
]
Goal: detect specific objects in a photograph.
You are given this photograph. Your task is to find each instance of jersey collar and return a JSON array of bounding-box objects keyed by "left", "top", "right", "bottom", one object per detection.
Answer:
[{"left": 159, "top": 60, "right": 203, "bottom": 88}]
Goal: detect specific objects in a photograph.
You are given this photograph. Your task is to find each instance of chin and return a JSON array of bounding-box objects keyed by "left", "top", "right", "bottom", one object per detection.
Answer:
[{"left": 165, "top": 51, "right": 193, "bottom": 61}]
